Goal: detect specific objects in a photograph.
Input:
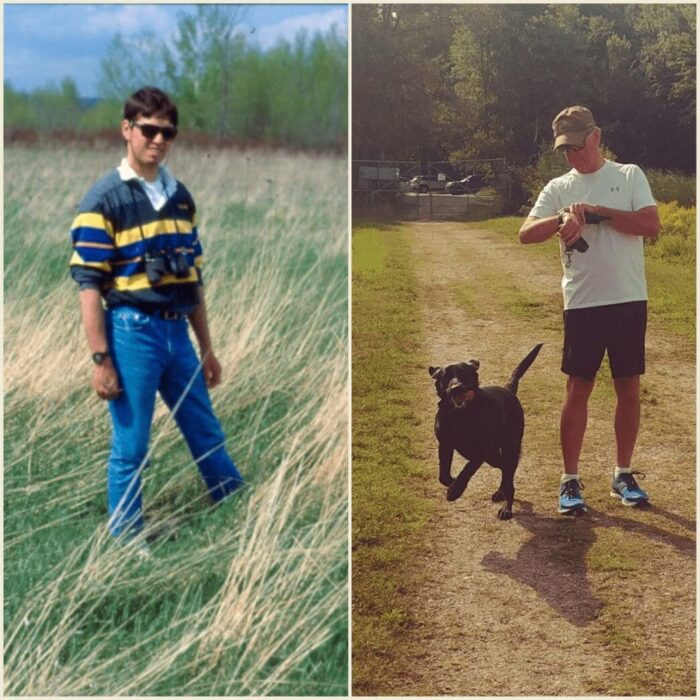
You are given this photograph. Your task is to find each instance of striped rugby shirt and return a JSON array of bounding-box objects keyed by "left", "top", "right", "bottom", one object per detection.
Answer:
[{"left": 70, "top": 162, "right": 203, "bottom": 313}]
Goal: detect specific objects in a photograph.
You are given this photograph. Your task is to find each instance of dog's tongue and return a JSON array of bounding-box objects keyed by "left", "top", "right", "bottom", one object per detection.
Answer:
[{"left": 454, "top": 389, "right": 475, "bottom": 405}]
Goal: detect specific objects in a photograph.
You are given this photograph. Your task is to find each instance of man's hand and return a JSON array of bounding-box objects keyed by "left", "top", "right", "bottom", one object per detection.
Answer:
[
  {"left": 558, "top": 203, "right": 592, "bottom": 247},
  {"left": 92, "top": 360, "right": 122, "bottom": 401},
  {"left": 202, "top": 353, "right": 222, "bottom": 388}
]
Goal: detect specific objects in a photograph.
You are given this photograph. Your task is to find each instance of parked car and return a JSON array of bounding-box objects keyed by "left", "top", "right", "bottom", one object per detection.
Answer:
[
  {"left": 409, "top": 174, "right": 448, "bottom": 193},
  {"left": 445, "top": 174, "right": 487, "bottom": 195}
]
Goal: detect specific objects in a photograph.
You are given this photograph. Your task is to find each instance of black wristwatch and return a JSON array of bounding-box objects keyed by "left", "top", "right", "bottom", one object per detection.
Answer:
[{"left": 92, "top": 351, "right": 110, "bottom": 365}]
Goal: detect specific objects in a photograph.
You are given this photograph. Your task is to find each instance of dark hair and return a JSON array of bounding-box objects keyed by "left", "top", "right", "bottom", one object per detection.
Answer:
[{"left": 123, "top": 87, "right": 178, "bottom": 127}]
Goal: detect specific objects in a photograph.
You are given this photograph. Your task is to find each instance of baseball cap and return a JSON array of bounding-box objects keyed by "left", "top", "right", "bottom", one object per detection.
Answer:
[{"left": 552, "top": 106, "right": 596, "bottom": 150}]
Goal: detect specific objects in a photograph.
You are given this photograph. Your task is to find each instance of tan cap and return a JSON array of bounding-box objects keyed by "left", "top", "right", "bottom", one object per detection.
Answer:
[{"left": 552, "top": 106, "right": 596, "bottom": 150}]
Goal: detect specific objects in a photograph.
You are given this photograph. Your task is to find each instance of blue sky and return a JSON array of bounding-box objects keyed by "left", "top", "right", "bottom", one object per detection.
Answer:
[{"left": 4, "top": 3, "right": 348, "bottom": 97}]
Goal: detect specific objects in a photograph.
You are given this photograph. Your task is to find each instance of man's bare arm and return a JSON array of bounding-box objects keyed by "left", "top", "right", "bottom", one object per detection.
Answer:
[
  {"left": 518, "top": 214, "right": 562, "bottom": 245},
  {"left": 188, "top": 286, "right": 222, "bottom": 388},
  {"left": 587, "top": 204, "right": 660, "bottom": 239},
  {"left": 79, "top": 288, "right": 109, "bottom": 352},
  {"left": 79, "top": 288, "right": 121, "bottom": 400}
]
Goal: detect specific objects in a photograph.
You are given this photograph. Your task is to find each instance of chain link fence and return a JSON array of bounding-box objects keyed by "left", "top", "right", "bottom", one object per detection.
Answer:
[
  {"left": 352, "top": 160, "right": 421, "bottom": 219},
  {"left": 353, "top": 157, "right": 517, "bottom": 221}
]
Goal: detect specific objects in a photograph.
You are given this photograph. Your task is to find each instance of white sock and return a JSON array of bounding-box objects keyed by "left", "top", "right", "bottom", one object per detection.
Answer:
[
  {"left": 561, "top": 473, "right": 580, "bottom": 483},
  {"left": 615, "top": 466, "right": 632, "bottom": 478}
]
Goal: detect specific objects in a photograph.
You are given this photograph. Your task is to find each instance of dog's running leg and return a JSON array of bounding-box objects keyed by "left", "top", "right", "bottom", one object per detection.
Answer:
[
  {"left": 446, "top": 460, "right": 483, "bottom": 501},
  {"left": 438, "top": 442, "right": 455, "bottom": 487},
  {"left": 496, "top": 481, "right": 515, "bottom": 520},
  {"left": 494, "top": 457, "right": 518, "bottom": 520},
  {"left": 492, "top": 449, "right": 507, "bottom": 502}
]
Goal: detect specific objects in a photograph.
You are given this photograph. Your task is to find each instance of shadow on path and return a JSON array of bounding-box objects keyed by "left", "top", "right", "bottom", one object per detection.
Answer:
[{"left": 481, "top": 500, "right": 695, "bottom": 627}]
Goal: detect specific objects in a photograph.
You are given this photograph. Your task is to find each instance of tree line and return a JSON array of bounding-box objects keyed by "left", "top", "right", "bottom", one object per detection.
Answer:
[
  {"left": 353, "top": 4, "right": 695, "bottom": 173},
  {"left": 5, "top": 6, "right": 347, "bottom": 150}
]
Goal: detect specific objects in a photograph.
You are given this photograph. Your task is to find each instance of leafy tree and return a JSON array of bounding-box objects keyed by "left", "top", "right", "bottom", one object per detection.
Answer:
[
  {"left": 631, "top": 4, "right": 695, "bottom": 170},
  {"left": 167, "top": 5, "right": 249, "bottom": 135},
  {"left": 4, "top": 82, "right": 33, "bottom": 127},
  {"left": 4, "top": 78, "right": 82, "bottom": 132},
  {"left": 78, "top": 99, "right": 123, "bottom": 131},
  {"left": 90, "top": 5, "right": 347, "bottom": 148},
  {"left": 352, "top": 4, "right": 456, "bottom": 160},
  {"left": 352, "top": 4, "right": 695, "bottom": 172},
  {"left": 98, "top": 32, "right": 175, "bottom": 101}
]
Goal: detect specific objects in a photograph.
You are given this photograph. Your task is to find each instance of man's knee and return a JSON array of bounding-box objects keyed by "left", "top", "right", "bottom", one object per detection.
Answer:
[
  {"left": 565, "top": 375, "right": 596, "bottom": 404},
  {"left": 110, "top": 436, "right": 150, "bottom": 471},
  {"left": 614, "top": 375, "right": 640, "bottom": 402}
]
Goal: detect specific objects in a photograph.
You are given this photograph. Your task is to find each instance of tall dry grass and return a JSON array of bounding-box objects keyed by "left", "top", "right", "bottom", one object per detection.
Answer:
[{"left": 4, "top": 143, "right": 348, "bottom": 695}]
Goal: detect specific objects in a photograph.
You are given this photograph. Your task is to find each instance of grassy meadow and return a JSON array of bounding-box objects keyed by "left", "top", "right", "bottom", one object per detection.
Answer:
[{"left": 4, "top": 143, "right": 348, "bottom": 695}]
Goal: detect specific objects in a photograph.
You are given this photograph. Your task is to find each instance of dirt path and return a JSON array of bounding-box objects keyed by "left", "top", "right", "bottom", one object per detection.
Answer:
[{"left": 380, "top": 222, "right": 695, "bottom": 696}]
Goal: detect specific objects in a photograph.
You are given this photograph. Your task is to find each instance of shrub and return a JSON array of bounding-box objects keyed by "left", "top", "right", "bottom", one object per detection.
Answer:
[
  {"left": 646, "top": 201, "right": 696, "bottom": 263},
  {"left": 646, "top": 170, "right": 696, "bottom": 208}
]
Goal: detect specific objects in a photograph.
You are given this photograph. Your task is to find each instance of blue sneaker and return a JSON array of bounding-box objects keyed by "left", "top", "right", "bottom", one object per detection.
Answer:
[
  {"left": 611, "top": 471, "right": 649, "bottom": 506},
  {"left": 558, "top": 478, "right": 587, "bottom": 515}
]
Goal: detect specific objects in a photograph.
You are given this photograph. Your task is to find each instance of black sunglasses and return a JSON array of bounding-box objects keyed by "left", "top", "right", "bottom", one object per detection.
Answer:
[
  {"left": 560, "top": 126, "right": 596, "bottom": 153},
  {"left": 130, "top": 121, "right": 178, "bottom": 141}
]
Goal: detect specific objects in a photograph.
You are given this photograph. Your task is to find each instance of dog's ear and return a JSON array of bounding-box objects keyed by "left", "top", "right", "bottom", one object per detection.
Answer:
[
  {"left": 428, "top": 366, "right": 443, "bottom": 379},
  {"left": 469, "top": 359, "right": 480, "bottom": 371}
]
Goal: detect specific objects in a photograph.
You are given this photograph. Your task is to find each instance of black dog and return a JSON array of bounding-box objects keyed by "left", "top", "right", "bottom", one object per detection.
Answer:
[{"left": 428, "top": 344, "right": 543, "bottom": 520}]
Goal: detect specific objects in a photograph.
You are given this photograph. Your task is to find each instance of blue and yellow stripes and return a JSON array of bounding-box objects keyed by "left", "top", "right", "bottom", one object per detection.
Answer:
[{"left": 70, "top": 170, "right": 204, "bottom": 302}]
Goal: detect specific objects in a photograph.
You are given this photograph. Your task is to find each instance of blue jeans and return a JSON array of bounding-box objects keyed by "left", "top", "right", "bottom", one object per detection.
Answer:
[{"left": 105, "top": 305, "right": 244, "bottom": 537}]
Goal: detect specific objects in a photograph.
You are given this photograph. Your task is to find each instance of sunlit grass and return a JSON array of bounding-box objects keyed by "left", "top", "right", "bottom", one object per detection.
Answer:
[
  {"left": 351, "top": 224, "right": 435, "bottom": 692},
  {"left": 4, "top": 143, "right": 348, "bottom": 695}
]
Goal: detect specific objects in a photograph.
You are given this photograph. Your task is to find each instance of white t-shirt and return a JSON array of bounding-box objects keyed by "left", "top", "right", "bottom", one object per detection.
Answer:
[{"left": 529, "top": 160, "right": 656, "bottom": 310}]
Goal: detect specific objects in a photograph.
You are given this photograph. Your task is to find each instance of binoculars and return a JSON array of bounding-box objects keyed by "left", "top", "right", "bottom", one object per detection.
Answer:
[
  {"left": 145, "top": 250, "right": 190, "bottom": 286},
  {"left": 561, "top": 209, "right": 611, "bottom": 253}
]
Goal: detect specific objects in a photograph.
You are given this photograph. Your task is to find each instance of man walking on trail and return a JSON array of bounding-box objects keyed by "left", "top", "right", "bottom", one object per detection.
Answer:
[
  {"left": 518, "top": 106, "right": 659, "bottom": 515},
  {"left": 70, "top": 86, "right": 244, "bottom": 546}
]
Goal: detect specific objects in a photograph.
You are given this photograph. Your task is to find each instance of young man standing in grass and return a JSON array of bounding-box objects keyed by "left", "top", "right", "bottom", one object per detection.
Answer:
[
  {"left": 518, "top": 105, "right": 659, "bottom": 516},
  {"left": 70, "top": 86, "right": 244, "bottom": 546}
]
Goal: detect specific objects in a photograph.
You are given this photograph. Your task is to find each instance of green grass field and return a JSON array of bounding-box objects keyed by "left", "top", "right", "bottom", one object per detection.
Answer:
[
  {"left": 4, "top": 143, "right": 348, "bottom": 695},
  {"left": 351, "top": 224, "right": 435, "bottom": 687}
]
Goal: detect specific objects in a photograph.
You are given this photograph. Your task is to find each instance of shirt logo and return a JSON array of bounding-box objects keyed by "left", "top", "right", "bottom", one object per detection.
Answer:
[{"left": 177, "top": 203, "right": 189, "bottom": 210}]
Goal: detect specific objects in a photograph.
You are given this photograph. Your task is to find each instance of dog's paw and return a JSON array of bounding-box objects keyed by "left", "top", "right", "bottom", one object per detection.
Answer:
[
  {"left": 439, "top": 475, "right": 455, "bottom": 488},
  {"left": 497, "top": 506, "right": 513, "bottom": 521},
  {"left": 491, "top": 488, "right": 506, "bottom": 502},
  {"left": 446, "top": 482, "right": 465, "bottom": 501}
]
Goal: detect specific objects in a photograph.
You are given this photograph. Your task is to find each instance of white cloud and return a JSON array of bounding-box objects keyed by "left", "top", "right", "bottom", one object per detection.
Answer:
[
  {"left": 4, "top": 4, "right": 181, "bottom": 43},
  {"left": 252, "top": 7, "right": 347, "bottom": 49},
  {"left": 82, "top": 5, "right": 180, "bottom": 38}
]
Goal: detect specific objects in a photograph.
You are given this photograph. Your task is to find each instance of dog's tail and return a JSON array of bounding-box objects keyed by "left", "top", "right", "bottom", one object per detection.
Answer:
[{"left": 505, "top": 343, "right": 544, "bottom": 395}]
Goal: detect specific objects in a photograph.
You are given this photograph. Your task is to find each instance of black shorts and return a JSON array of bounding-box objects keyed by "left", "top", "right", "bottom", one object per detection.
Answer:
[{"left": 562, "top": 301, "right": 647, "bottom": 380}]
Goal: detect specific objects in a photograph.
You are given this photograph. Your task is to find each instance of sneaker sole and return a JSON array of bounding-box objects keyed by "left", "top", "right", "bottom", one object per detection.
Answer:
[
  {"left": 558, "top": 504, "right": 587, "bottom": 515},
  {"left": 610, "top": 491, "right": 649, "bottom": 507}
]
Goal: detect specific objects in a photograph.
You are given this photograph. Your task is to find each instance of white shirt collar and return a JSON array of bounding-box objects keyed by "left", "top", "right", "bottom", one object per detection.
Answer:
[
  {"left": 117, "top": 158, "right": 177, "bottom": 210},
  {"left": 117, "top": 158, "right": 177, "bottom": 191}
]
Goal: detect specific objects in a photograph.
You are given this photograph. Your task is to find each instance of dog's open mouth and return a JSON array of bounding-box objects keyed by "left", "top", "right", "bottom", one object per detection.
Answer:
[{"left": 449, "top": 389, "right": 475, "bottom": 408}]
